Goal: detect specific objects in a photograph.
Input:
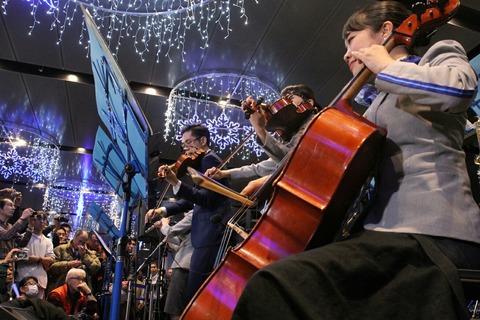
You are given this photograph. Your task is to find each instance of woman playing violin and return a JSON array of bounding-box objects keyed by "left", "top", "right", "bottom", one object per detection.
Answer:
[
  {"left": 206, "top": 84, "right": 319, "bottom": 182},
  {"left": 146, "top": 124, "right": 232, "bottom": 316},
  {"left": 232, "top": 1, "right": 480, "bottom": 319}
]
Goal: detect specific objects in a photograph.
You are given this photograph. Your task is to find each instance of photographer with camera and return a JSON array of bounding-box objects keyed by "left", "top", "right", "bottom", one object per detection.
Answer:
[
  {"left": 52, "top": 227, "right": 69, "bottom": 248},
  {"left": 0, "top": 195, "right": 35, "bottom": 301},
  {"left": 16, "top": 211, "right": 56, "bottom": 299},
  {"left": 0, "top": 248, "right": 19, "bottom": 303},
  {"left": 43, "top": 214, "right": 70, "bottom": 239}
]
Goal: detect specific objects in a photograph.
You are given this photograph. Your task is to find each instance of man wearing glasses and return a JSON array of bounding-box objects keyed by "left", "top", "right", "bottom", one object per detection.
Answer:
[
  {"left": 147, "top": 124, "right": 232, "bottom": 308},
  {"left": 47, "top": 268, "right": 97, "bottom": 318},
  {"left": 15, "top": 211, "right": 56, "bottom": 299}
]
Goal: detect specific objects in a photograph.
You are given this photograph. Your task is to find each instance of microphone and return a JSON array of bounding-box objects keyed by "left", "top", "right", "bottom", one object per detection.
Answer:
[
  {"left": 144, "top": 212, "right": 178, "bottom": 234},
  {"left": 158, "top": 236, "right": 168, "bottom": 247},
  {"left": 144, "top": 223, "right": 161, "bottom": 234}
]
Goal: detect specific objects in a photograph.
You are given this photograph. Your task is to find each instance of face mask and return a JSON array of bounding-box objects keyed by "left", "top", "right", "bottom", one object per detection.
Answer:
[{"left": 25, "top": 284, "right": 39, "bottom": 297}]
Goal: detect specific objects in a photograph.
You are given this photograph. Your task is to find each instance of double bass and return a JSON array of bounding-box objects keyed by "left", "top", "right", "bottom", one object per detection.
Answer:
[{"left": 181, "top": 1, "right": 460, "bottom": 318}]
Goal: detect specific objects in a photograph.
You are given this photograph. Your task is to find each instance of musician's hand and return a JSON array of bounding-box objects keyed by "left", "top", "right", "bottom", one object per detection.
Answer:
[
  {"left": 158, "top": 165, "right": 180, "bottom": 186},
  {"left": 205, "top": 167, "right": 230, "bottom": 180},
  {"left": 145, "top": 207, "right": 166, "bottom": 223},
  {"left": 351, "top": 44, "right": 395, "bottom": 75},
  {"left": 157, "top": 165, "right": 169, "bottom": 179},
  {"left": 249, "top": 110, "right": 268, "bottom": 143},
  {"left": 241, "top": 96, "right": 255, "bottom": 113},
  {"left": 153, "top": 220, "right": 162, "bottom": 230},
  {"left": 145, "top": 209, "right": 155, "bottom": 223},
  {"left": 240, "top": 175, "right": 270, "bottom": 196},
  {"left": 161, "top": 217, "right": 170, "bottom": 226}
]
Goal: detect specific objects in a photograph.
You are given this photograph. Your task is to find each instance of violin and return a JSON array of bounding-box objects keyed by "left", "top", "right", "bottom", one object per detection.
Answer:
[
  {"left": 160, "top": 148, "right": 206, "bottom": 178},
  {"left": 266, "top": 97, "right": 316, "bottom": 141},
  {"left": 145, "top": 148, "right": 206, "bottom": 231},
  {"left": 242, "top": 96, "right": 316, "bottom": 141},
  {"left": 242, "top": 96, "right": 314, "bottom": 119},
  {"left": 268, "top": 97, "right": 315, "bottom": 115}
]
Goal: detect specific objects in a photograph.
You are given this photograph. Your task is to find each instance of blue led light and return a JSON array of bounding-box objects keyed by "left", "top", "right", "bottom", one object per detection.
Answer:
[{"left": 166, "top": 73, "right": 280, "bottom": 160}]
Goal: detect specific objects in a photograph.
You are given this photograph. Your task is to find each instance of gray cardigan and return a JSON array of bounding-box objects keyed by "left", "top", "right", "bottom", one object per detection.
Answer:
[{"left": 363, "top": 40, "right": 480, "bottom": 244}]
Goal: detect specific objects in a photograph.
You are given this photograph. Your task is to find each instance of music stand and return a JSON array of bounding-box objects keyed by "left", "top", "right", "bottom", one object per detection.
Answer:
[
  {"left": 92, "top": 228, "right": 114, "bottom": 318},
  {"left": 88, "top": 201, "right": 121, "bottom": 240},
  {"left": 82, "top": 5, "right": 152, "bottom": 319}
]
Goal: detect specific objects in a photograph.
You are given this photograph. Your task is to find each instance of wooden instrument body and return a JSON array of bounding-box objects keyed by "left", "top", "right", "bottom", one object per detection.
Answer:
[
  {"left": 181, "top": 107, "right": 386, "bottom": 319},
  {"left": 181, "top": 2, "right": 461, "bottom": 317}
]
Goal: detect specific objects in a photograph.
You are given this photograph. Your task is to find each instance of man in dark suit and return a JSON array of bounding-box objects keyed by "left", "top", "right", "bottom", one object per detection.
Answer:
[{"left": 146, "top": 123, "right": 232, "bottom": 305}]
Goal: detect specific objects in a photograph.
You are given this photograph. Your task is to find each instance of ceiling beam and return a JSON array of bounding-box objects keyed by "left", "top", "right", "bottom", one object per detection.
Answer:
[{"left": 0, "top": 58, "right": 172, "bottom": 97}]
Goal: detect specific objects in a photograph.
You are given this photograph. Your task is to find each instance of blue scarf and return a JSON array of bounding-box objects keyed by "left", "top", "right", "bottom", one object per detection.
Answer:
[{"left": 354, "top": 55, "right": 421, "bottom": 107}]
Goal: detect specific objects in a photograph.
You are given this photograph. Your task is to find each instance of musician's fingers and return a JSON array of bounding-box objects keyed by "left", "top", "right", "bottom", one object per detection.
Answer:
[
  {"left": 240, "top": 184, "right": 254, "bottom": 197},
  {"left": 204, "top": 167, "right": 214, "bottom": 176},
  {"left": 245, "top": 96, "right": 254, "bottom": 104},
  {"left": 157, "top": 165, "right": 168, "bottom": 177}
]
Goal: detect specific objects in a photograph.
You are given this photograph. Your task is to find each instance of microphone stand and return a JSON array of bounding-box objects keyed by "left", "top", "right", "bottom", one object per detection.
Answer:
[
  {"left": 110, "top": 163, "right": 137, "bottom": 320},
  {"left": 132, "top": 238, "right": 166, "bottom": 320},
  {"left": 149, "top": 244, "right": 168, "bottom": 320}
]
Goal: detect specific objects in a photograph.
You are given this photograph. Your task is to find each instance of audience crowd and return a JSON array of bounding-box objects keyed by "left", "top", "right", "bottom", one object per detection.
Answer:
[{"left": 0, "top": 187, "right": 165, "bottom": 320}]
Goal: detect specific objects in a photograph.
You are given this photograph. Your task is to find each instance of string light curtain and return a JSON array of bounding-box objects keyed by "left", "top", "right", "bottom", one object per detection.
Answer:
[
  {"left": 42, "top": 179, "right": 121, "bottom": 231},
  {"left": 165, "top": 72, "right": 280, "bottom": 160},
  {"left": 0, "top": 123, "right": 60, "bottom": 186},
  {"left": 2, "top": 0, "right": 252, "bottom": 62}
]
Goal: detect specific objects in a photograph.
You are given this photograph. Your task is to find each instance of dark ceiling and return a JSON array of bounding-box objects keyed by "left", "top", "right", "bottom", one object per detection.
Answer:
[{"left": 1, "top": 0, "right": 480, "bottom": 216}]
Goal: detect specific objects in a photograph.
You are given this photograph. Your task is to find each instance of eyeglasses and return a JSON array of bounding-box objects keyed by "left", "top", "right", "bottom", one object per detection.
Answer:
[
  {"left": 69, "top": 277, "right": 85, "bottom": 282},
  {"left": 24, "top": 281, "right": 37, "bottom": 286},
  {"left": 181, "top": 137, "right": 200, "bottom": 149}
]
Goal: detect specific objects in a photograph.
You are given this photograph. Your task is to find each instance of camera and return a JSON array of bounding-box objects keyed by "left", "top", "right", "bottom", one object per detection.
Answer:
[
  {"left": 54, "top": 214, "right": 69, "bottom": 223},
  {"left": 15, "top": 249, "right": 29, "bottom": 261}
]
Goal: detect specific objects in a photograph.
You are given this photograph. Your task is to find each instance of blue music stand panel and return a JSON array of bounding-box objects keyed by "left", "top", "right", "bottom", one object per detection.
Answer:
[
  {"left": 93, "top": 127, "right": 147, "bottom": 201},
  {"left": 88, "top": 201, "right": 121, "bottom": 240},
  {"left": 83, "top": 6, "right": 152, "bottom": 193}
]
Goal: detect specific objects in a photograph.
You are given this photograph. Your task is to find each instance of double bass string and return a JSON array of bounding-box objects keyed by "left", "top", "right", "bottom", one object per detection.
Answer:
[
  {"left": 211, "top": 96, "right": 316, "bottom": 266},
  {"left": 211, "top": 151, "right": 292, "bottom": 268}
]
